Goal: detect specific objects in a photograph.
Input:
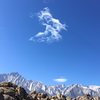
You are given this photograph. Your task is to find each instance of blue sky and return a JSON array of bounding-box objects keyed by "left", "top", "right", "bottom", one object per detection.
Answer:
[{"left": 0, "top": 0, "right": 100, "bottom": 85}]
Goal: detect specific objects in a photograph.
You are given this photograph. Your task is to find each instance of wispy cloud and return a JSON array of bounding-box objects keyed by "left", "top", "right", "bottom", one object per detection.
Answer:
[
  {"left": 29, "top": 7, "right": 67, "bottom": 43},
  {"left": 53, "top": 78, "right": 67, "bottom": 83}
]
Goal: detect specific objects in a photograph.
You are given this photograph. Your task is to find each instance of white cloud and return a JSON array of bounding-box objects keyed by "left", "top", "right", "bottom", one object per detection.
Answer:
[
  {"left": 54, "top": 78, "right": 67, "bottom": 83},
  {"left": 29, "top": 7, "right": 67, "bottom": 43}
]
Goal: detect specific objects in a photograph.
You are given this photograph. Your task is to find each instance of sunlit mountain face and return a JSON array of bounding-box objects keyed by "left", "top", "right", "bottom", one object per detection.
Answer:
[{"left": 0, "top": 72, "right": 100, "bottom": 98}]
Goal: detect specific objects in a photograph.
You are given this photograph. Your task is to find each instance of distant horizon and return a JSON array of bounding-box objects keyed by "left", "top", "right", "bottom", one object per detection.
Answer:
[{"left": 0, "top": 72, "right": 100, "bottom": 86}]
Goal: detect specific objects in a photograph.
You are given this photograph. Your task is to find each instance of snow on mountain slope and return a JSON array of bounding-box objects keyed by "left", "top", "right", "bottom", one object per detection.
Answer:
[{"left": 0, "top": 72, "right": 100, "bottom": 98}]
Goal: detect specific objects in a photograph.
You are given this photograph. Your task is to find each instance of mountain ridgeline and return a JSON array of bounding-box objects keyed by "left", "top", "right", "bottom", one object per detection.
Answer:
[
  {"left": 0, "top": 72, "right": 100, "bottom": 98},
  {"left": 0, "top": 82, "right": 100, "bottom": 100}
]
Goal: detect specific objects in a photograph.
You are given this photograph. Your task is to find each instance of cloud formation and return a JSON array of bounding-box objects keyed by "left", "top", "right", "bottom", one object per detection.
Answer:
[
  {"left": 54, "top": 78, "right": 67, "bottom": 83},
  {"left": 30, "top": 7, "right": 67, "bottom": 43}
]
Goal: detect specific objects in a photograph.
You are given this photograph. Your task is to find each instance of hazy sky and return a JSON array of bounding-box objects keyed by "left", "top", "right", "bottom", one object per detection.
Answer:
[{"left": 0, "top": 0, "right": 100, "bottom": 85}]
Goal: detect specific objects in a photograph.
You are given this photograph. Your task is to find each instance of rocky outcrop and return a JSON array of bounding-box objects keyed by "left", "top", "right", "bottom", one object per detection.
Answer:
[
  {"left": 0, "top": 82, "right": 100, "bottom": 100},
  {"left": 1, "top": 72, "right": 100, "bottom": 98},
  {"left": 0, "top": 82, "right": 30, "bottom": 100},
  {"left": 76, "top": 94, "right": 93, "bottom": 100},
  {"left": 29, "top": 91, "right": 100, "bottom": 100}
]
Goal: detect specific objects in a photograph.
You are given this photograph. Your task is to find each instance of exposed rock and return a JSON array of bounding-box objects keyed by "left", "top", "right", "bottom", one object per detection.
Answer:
[
  {"left": 93, "top": 96, "right": 100, "bottom": 100},
  {"left": 3, "top": 94, "right": 15, "bottom": 100},
  {"left": 16, "top": 86, "right": 28, "bottom": 99},
  {"left": 0, "top": 93, "right": 4, "bottom": 100},
  {"left": 0, "top": 82, "right": 17, "bottom": 88},
  {"left": 0, "top": 82, "right": 100, "bottom": 100},
  {"left": 66, "top": 96, "right": 72, "bottom": 100},
  {"left": 1, "top": 72, "right": 100, "bottom": 98},
  {"left": 0, "top": 82, "right": 28, "bottom": 100}
]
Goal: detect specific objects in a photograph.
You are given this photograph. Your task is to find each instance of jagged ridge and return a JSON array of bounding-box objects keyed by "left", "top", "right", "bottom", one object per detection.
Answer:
[
  {"left": 1, "top": 82, "right": 100, "bottom": 100},
  {"left": 0, "top": 72, "right": 100, "bottom": 98}
]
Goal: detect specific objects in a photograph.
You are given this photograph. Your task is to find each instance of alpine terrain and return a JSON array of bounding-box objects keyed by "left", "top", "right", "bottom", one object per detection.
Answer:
[{"left": 0, "top": 72, "right": 100, "bottom": 98}]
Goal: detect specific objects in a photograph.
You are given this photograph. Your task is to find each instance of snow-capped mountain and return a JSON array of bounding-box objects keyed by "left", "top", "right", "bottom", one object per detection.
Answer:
[{"left": 0, "top": 72, "right": 100, "bottom": 98}]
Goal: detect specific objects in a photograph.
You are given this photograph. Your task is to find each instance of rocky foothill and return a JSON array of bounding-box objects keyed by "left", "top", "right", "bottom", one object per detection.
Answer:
[{"left": 0, "top": 82, "right": 100, "bottom": 100}]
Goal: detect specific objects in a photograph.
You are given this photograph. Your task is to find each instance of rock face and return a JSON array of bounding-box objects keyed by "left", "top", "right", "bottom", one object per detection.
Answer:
[
  {"left": 76, "top": 94, "right": 100, "bottom": 100},
  {"left": 0, "top": 82, "right": 100, "bottom": 100},
  {"left": 0, "top": 72, "right": 100, "bottom": 98},
  {"left": 0, "top": 82, "right": 30, "bottom": 100}
]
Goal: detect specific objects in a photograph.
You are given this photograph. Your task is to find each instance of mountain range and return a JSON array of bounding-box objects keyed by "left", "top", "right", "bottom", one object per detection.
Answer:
[{"left": 0, "top": 72, "right": 100, "bottom": 98}]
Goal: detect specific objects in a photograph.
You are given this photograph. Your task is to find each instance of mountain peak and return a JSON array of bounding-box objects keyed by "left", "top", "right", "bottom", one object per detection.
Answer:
[{"left": 0, "top": 72, "right": 100, "bottom": 98}]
